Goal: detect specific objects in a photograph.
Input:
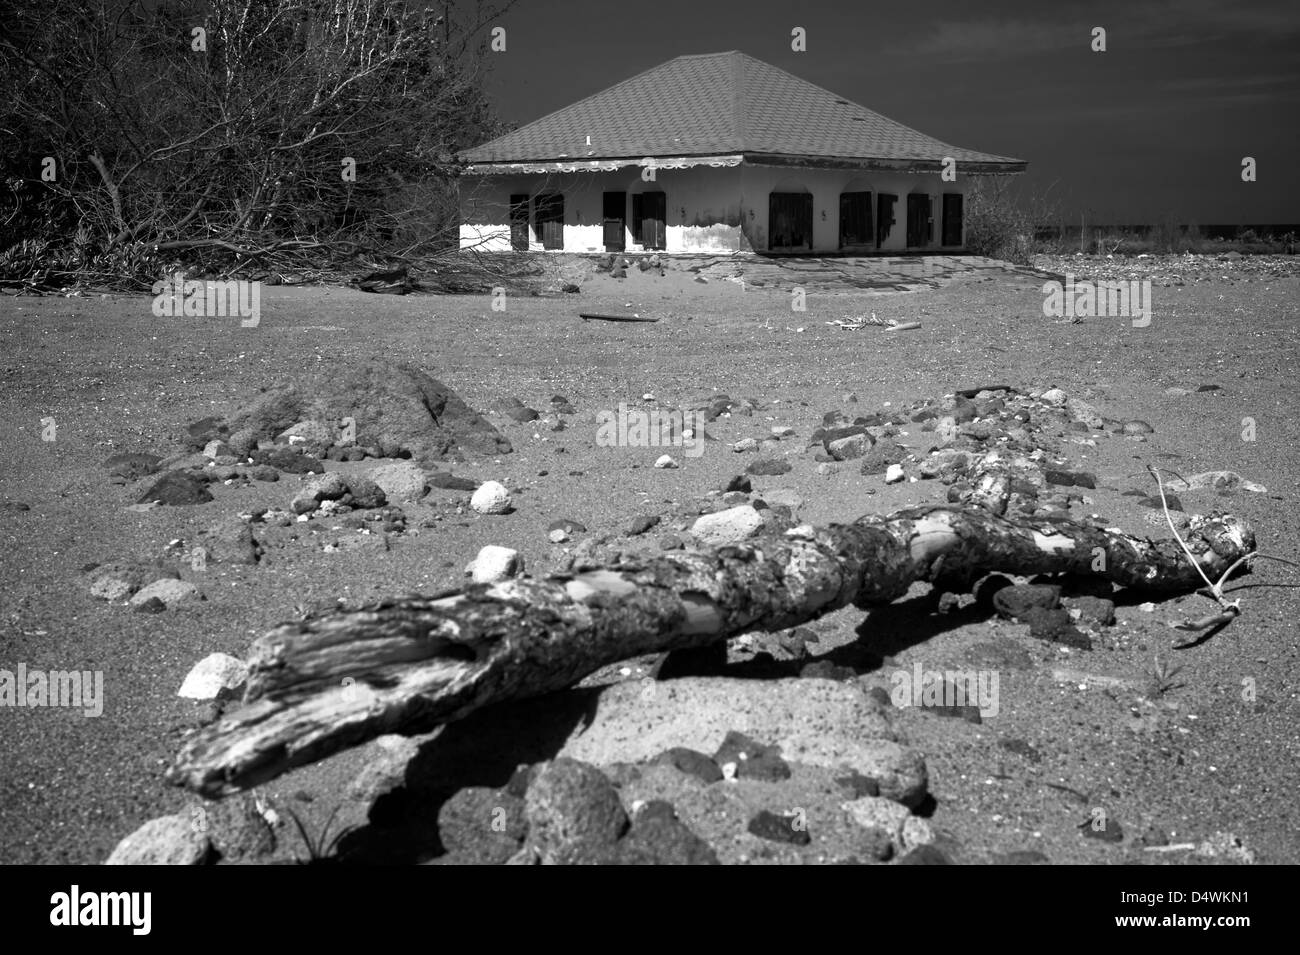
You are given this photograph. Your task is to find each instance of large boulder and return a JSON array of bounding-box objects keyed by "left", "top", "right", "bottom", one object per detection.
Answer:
[{"left": 218, "top": 358, "right": 511, "bottom": 464}]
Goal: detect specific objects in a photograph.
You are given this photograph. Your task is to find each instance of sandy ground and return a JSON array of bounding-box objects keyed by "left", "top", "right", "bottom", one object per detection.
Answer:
[{"left": 1, "top": 254, "right": 1298, "bottom": 864}]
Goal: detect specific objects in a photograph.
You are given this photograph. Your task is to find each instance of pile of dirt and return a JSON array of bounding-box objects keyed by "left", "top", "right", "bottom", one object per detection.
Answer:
[{"left": 218, "top": 357, "right": 511, "bottom": 464}]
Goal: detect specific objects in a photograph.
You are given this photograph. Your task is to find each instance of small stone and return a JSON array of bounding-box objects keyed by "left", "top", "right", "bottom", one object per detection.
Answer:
[
  {"left": 724, "top": 475, "right": 752, "bottom": 493},
  {"left": 747, "top": 810, "right": 810, "bottom": 846},
  {"left": 653, "top": 748, "right": 723, "bottom": 784},
  {"left": 884, "top": 463, "right": 905, "bottom": 484},
  {"left": 470, "top": 545, "right": 523, "bottom": 583},
  {"left": 1064, "top": 596, "right": 1116, "bottom": 628},
  {"left": 1122, "top": 420, "right": 1155, "bottom": 435},
  {"left": 1044, "top": 469, "right": 1097, "bottom": 489},
  {"left": 992, "top": 584, "right": 1062, "bottom": 620},
  {"left": 134, "top": 596, "right": 166, "bottom": 614},
  {"left": 628, "top": 515, "right": 661, "bottom": 536},
  {"left": 548, "top": 528, "right": 568, "bottom": 544},
  {"left": 1039, "top": 388, "right": 1068, "bottom": 406},
  {"left": 178, "top": 653, "right": 248, "bottom": 700},
  {"left": 470, "top": 480, "right": 513, "bottom": 514},
  {"left": 1081, "top": 815, "right": 1124, "bottom": 843},
  {"left": 745, "top": 457, "right": 792, "bottom": 476},
  {"left": 770, "top": 426, "right": 795, "bottom": 438},
  {"left": 690, "top": 505, "right": 764, "bottom": 547},
  {"left": 104, "top": 452, "right": 162, "bottom": 481},
  {"left": 827, "top": 432, "right": 872, "bottom": 461},
  {"left": 1196, "top": 384, "right": 1221, "bottom": 392},
  {"left": 654, "top": 454, "right": 679, "bottom": 469},
  {"left": 731, "top": 438, "right": 759, "bottom": 453},
  {"left": 366, "top": 462, "right": 428, "bottom": 503}
]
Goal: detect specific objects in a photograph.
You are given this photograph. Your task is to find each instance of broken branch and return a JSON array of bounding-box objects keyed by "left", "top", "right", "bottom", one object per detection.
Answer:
[{"left": 168, "top": 504, "right": 1255, "bottom": 798}]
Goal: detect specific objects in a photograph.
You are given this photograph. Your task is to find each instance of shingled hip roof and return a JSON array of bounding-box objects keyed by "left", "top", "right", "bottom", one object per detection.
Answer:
[{"left": 459, "top": 51, "right": 1024, "bottom": 172}]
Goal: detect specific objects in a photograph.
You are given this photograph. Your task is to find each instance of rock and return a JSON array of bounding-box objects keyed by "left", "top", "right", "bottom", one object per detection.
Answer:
[
  {"left": 249, "top": 446, "right": 324, "bottom": 474},
  {"left": 1196, "top": 384, "right": 1221, "bottom": 393},
  {"left": 654, "top": 454, "right": 679, "bottom": 469},
  {"left": 745, "top": 457, "right": 791, "bottom": 476},
  {"left": 1081, "top": 815, "right": 1124, "bottom": 843},
  {"left": 220, "top": 358, "right": 511, "bottom": 464},
  {"left": 177, "top": 653, "right": 249, "bottom": 700},
  {"left": 884, "top": 463, "right": 905, "bottom": 484},
  {"left": 827, "top": 433, "right": 872, "bottom": 461},
  {"left": 1065, "top": 596, "right": 1116, "bottom": 628},
  {"left": 470, "top": 480, "right": 513, "bottom": 514},
  {"left": 198, "top": 517, "right": 261, "bottom": 565},
  {"left": 658, "top": 534, "right": 684, "bottom": 550},
  {"left": 134, "top": 596, "right": 166, "bottom": 614},
  {"left": 248, "top": 465, "right": 279, "bottom": 482},
  {"left": 690, "top": 505, "right": 765, "bottom": 547},
  {"left": 1164, "top": 387, "right": 1192, "bottom": 397},
  {"left": 1039, "top": 388, "right": 1068, "bottom": 406},
  {"left": 724, "top": 475, "right": 752, "bottom": 493},
  {"left": 138, "top": 471, "right": 213, "bottom": 506},
  {"left": 104, "top": 452, "right": 162, "bottom": 481},
  {"left": 842, "top": 796, "right": 933, "bottom": 856},
  {"left": 548, "top": 518, "right": 587, "bottom": 536},
  {"left": 836, "top": 772, "right": 881, "bottom": 799},
  {"left": 129, "top": 579, "right": 202, "bottom": 609},
  {"left": 105, "top": 813, "right": 210, "bottom": 865},
  {"left": 470, "top": 545, "right": 524, "bottom": 583},
  {"left": 429, "top": 471, "right": 479, "bottom": 491},
  {"left": 86, "top": 561, "right": 179, "bottom": 601},
  {"left": 714, "top": 731, "right": 791, "bottom": 781},
  {"left": 185, "top": 416, "right": 229, "bottom": 449},
  {"left": 202, "top": 439, "right": 232, "bottom": 460},
  {"left": 347, "top": 735, "right": 421, "bottom": 806},
  {"left": 1065, "top": 398, "right": 1104, "bottom": 429},
  {"left": 747, "top": 810, "right": 810, "bottom": 846},
  {"left": 548, "top": 528, "right": 568, "bottom": 544},
  {"left": 201, "top": 794, "right": 276, "bottom": 862},
  {"left": 760, "top": 488, "right": 803, "bottom": 510},
  {"left": 609, "top": 802, "right": 720, "bottom": 864},
  {"left": 1044, "top": 469, "right": 1097, "bottom": 489},
  {"left": 366, "top": 463, "right": 428, "bottom": 503},
  {"left": 291, "top": 471, "right": 349, "bottom": 514},
  {"left": 860, "top": 442, "right": 908, "bottom": 475},
  {"left": 1025, "top": 607, "right": 1091, "bottom": 648},
  {"left": 437, "top": 788, "right": 527, "bottom": 864},
  {"left": 652, "top": 748, "right": 723, "bottom": 784},
  {"left": 342, "top": 475, "right": 386, "bottom": 509},
  {"left": 559, "top": 676, "right": 927, "bottom": 807},
  {"left": 731, "top": 438, "right": 759, "bottom": 453},
  {"left": 1122, "top": 420, "right": 1155, "bottom": 435},
  {"left": 627, "top": 515, "right": 660, "bottom": 536},
  {"left": 524, "top": 758, "right": 629, "bottom": 865},
  {"left": 992, "top": 584, "right": 1061, "bottom": 620}
]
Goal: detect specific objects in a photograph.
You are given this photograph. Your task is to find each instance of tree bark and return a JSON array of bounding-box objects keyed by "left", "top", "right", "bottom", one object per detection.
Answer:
[{"left": 168, "top": 505, "right": 1255, "bottom": 797}]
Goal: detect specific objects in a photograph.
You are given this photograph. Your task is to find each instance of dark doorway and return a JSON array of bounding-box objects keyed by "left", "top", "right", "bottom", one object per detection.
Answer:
[
  {"left": 769, "top": 192, "right": 813, "bottom": 251},
  {"left": 942, "top": 193, "right": 963, "bottom": 247},
  {"left": 602, "top": 191, "right": 626, "bottom": 252},
  {"left": 535, "top": 193, "right": 564, "bottom": 250},
  {"left": 508, "top": 194, "right": 529, "bottom": 251},
  {"left": 906, "top": 194, "right": 933, "bottom": 248},
  {"left": 876, "top": 193, "right": 897, "bottom": 248},
  {"left": 839, "top": 191, "right": 873, "bottom": 249},
  {"left": 632, "top": 191, "right": 666, "bottom": 250}
]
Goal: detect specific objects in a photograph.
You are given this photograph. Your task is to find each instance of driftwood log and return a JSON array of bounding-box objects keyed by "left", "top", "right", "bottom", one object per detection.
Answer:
[{"left": 169, "top": 505, "right": 1254, "bottom": 797}]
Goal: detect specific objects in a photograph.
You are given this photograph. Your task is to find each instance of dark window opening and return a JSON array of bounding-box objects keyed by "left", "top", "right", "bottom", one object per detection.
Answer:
[
  {"left": 535, "top": 193, "right": 564, "bottom": 250},
  {"left": 769, "top": 192, "right": 813, "bottom": 251},
  {"left": 602, "top": 191, "right": 626, "bottom": 252},
  {"left": 508, "top": 194, "right": 530, "bottom": 251},
  {"left": 631, "top": 191, "right": 666, "bottom": 250},
  {"left": 906, "top": 193, "right": 933, "bottom": 248},
  {"left": 942, "top": 193, "right": 963, "bottom": 247},
  {"left": 839, "top": 191, "right": 873, "bottom": 249},
  {"left": 876, "top": 193, "right": 897, "bottom": 248}
]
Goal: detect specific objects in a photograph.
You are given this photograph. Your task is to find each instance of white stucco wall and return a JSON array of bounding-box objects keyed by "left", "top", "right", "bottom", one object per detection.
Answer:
[{"left": 459, "top": 163, "right": 971, "bottom": 254}]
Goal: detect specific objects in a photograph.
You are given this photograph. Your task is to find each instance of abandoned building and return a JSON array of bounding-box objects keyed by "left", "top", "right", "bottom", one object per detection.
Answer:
[{"left": 457, "top": 51, "right": 1026, "bottom": 255}]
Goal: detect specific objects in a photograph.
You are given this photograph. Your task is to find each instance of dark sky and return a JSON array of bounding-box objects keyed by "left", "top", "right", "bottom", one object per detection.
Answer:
[{"left": 474, "top": 0, "right": 1299, "bottom": 225}]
